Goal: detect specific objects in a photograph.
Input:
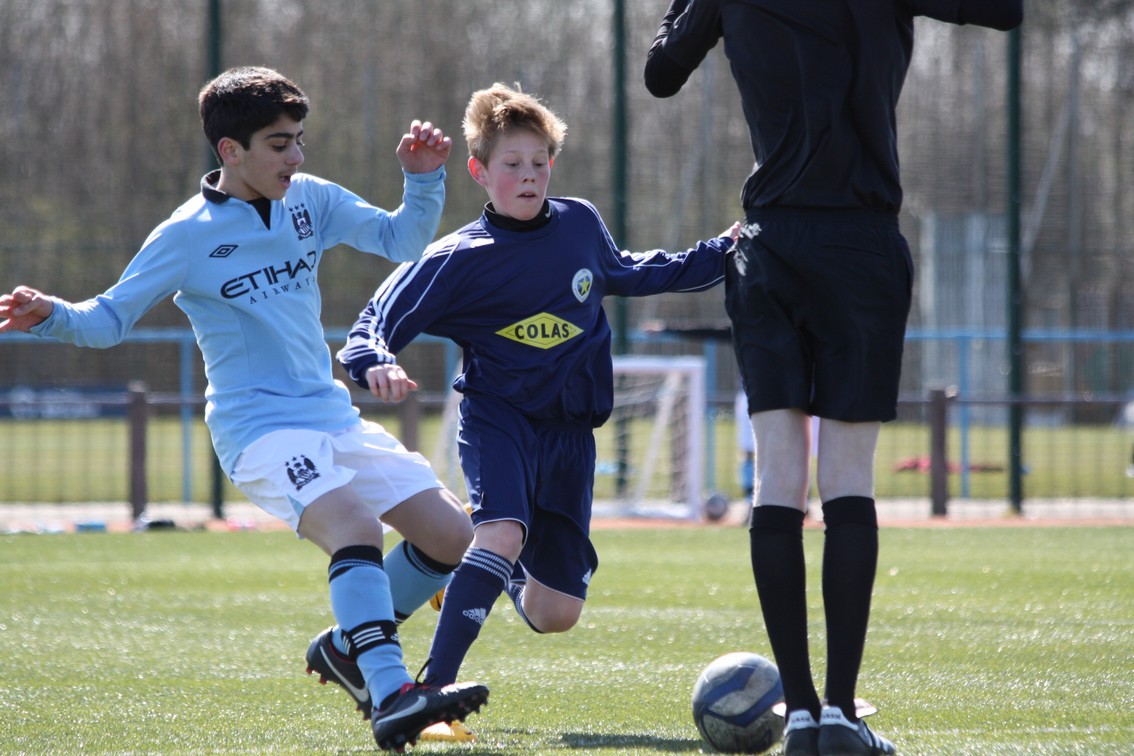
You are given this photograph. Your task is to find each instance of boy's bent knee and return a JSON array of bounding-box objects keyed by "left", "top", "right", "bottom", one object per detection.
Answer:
[
  {"left": 404, "top": 521, "right": 471, "bottom": 567},
  {"left": 522, "top": 584, "right": 584, "bottom": 633},
  {"left": 298, "top": 488, "right": 384, "bottom": 555},
  {"left": 471, "top": 520, "right": 525, "bottom": 562},
  {"left": 423, "top": 518, "right": 474, "bottom": 564},
  {"left": 523, "top": 600, "right": 582, "bottom": 634},
  {"left": 383, "top": 489, "right": 474, "bottom": 563}
]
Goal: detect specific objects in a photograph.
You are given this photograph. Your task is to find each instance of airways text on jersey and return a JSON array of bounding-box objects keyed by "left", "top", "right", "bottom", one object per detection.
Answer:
[
  {"left": 495, "top": 312, "right": 582, "bottom": 349},
  {"left": 220, "top": 250, "right": 317, "bottom": 301}
]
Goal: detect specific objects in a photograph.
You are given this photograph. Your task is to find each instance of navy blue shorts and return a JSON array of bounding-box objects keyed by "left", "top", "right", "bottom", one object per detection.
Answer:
[
  {"left": 457, "top": 394, "right": 599, "bottom": 600},
  {"left": 726, "top": 208, "right": 913, "bottom": 422}
]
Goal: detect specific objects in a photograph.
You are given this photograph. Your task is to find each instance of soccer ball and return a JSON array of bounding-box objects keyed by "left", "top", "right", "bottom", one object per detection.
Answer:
[
  {"left": 702, "top": 492, "right": 730, "bottom": 522},
  {"left": 691, "top": 652, "right": 784, "bottom": 754}
]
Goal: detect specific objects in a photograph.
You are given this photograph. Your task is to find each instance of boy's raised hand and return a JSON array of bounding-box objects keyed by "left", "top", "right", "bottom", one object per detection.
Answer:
[
  {"left": 0, "top": 286, "right": 54, "bottom": 333},
  {"left": 396, "top": 120, "right": 453, "bottom": 174}
]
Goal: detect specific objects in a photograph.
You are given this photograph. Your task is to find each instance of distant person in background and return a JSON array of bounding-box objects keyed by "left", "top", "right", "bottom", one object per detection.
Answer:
[
  {"left": 0, "top": 65, "right": 486, "bottom": 752},
  {"left": 645, "top": 3, "right": 1023, "bottom": 754},
  {"left": 734, "top": 388, "right": 755, "bottom": 500}
]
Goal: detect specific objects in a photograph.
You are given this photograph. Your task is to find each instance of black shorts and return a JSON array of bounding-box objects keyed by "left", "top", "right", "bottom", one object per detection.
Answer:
[{"left": 726, "top": 208, "right": 913, "bottom": 422}]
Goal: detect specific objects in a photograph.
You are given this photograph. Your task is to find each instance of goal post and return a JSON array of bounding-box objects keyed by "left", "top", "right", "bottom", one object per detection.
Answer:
[
  {"left": 431, "top": 354, "right": 708, "bottom": 521},
  {"left": 605, "top": 355, "right": 706, "bottom": 520}
]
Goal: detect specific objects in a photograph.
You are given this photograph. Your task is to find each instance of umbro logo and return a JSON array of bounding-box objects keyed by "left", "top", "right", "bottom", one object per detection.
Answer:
[
  {"left": 210, "top": 244, "right": 238, "bottom": 258},
  {"left": 463, "top": 607, "right": 489, "bottom": 626}
]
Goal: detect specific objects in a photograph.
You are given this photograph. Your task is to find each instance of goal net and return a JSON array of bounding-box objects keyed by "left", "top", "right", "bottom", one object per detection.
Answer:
[
  {"left": 600, "top": 356, "right": 706, "bottom": 519},
  {"left": 430, "top": 355, "right": 706, "bottom": 521}
]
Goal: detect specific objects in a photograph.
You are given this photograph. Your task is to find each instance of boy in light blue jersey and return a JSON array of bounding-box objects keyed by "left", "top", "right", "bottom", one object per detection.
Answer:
[
  {"left": 0, "top": 66, "right": 486, "bottom": 752},
  {"left": 337, "top": 83, "right": 738, "bottom": 737}
]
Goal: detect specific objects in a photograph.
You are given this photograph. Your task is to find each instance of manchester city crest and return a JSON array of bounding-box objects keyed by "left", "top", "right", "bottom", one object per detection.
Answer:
[
  {"left": 291, "top": 204, "right": 314, "bottom": 240},
  {"left": 286, "top": 454, "right": 320, "bottom": 491}
]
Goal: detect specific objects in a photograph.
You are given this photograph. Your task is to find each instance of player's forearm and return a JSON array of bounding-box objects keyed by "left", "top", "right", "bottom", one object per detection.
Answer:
[
  {"left": 337, "top": 343, "right": 395, "bottom": 391},
  {"left": 663, "top": 235, "right": 729, "bottom": 293},
  {"left": 644, "top": 0, "right": 696, "bottom": 97},
  {"left": 958, "top": 0, "right": 1022, "bottom": 31},
  {"left": 382, "top": 167, "right": 447, "bottom": 263},
  {"left": 915, "top": 0, "right": 1023, "bottom": 31},
  {"left": 613, "top": 234, "right": 728, "bottom": 296},
  {"left": 31, "top": 295, "right": 132, "bottom": 349},
  {"left": 337, "top": 309, "right": 398, "bottom": 389}
]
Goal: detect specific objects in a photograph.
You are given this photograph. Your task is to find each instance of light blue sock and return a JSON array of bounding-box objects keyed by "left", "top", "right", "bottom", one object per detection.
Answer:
[
  {"left": 327, "top": 546, "right": 412, "bottom": 707},
  {"left": 384, "top": 540, "right": 457, "bottom": 623}
]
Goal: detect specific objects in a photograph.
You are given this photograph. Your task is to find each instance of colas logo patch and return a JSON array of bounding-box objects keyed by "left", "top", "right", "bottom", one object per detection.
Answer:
[{"left": 496, "top": 312, "right": 581, "bottom": 350}]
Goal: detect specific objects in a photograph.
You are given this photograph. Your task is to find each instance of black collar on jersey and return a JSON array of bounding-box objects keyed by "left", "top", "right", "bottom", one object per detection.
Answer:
[
  {"left": 201, "top": 170, "right": 227, "bottom": 203},
  {"left": 484, "top": 200, "right": 553, "bottom": 232},
  {"left": 201, "top": 170, "right": 272, "bottom": 229}
]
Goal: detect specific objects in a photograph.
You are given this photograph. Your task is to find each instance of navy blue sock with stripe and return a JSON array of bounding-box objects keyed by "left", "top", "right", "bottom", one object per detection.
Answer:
[
  {"left": 423, "top": 548, "right": 512, "bottom": 686},
  {"left": 505, "top": 580, "right": 544, "bottom": 633},
  {"left": 326, "top": 545, "right": 411, "bottom": 707}
]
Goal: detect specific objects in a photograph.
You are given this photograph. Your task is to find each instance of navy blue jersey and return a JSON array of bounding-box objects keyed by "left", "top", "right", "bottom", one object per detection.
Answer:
[
  {"left": 644, "top": 0, "right": 1023, "bottom": 215},
  {"left": 338, "top": 197, "right": 729, "bottom": 428}
]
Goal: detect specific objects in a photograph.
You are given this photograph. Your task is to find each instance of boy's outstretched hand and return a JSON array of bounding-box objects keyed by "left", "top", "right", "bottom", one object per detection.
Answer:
[
  {"left": 364, "top": 363, "right": 419, "bottom": 404},
  {"left": 0, "top": 286, "right": 54, "bottom": 333},
  {"left": 396, "top": 120, "right": 452, "bottom": 174}
]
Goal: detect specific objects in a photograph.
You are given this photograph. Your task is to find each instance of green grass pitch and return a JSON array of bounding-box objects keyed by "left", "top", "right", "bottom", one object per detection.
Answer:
[{"left": 1, "top": 525, "right": 1131, "bottom": 754}]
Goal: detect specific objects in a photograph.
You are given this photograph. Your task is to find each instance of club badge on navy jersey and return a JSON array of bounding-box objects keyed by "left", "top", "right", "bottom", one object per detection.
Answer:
[
  {"left": 291, "top": 204, "right": 314, "bottom": 240},
  {"left": 572, "top": 268, "right": 593, "bottom": 303}
]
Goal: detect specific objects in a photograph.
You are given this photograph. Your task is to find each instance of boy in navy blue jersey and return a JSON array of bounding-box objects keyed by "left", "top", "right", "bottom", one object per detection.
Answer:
[
  {"left": 645, "top": 3, "right": 1023, "bottom": 754},
  {"left": 0, "top": 66, "right": 486, "bottom": 752},
  {"left": 338, "top": 83, "right": 737, "bottom": 735}
]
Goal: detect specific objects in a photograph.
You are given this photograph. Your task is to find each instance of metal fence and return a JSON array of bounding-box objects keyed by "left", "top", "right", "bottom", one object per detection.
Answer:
[{"left": 1, "top": 330, "right": 1131, "bottom": 523}]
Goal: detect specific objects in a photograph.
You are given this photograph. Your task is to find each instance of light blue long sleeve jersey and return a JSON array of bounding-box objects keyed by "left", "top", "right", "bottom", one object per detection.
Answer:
[{"left": 31, "top": 167, "right": 446, "bottom": 473}]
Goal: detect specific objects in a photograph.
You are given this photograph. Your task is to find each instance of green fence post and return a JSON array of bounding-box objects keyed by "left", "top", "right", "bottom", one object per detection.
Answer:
[
  {"left": 128, "top": 381, "right": 148, "bottom": 523},
  {"left": 929, "top": 388, "right": 951, "bottom": 517}
]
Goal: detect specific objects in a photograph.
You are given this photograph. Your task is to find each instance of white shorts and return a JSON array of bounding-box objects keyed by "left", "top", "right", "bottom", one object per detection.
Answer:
[{"left": 230, "top": 420, "right": 443, "bottom": 532}]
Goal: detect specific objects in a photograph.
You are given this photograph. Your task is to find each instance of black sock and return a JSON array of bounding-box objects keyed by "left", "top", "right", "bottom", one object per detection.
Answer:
[
  {"left": 821, "top": 496, "right": 879, "bottom": 721},
  {"left": 749, "top": 505, "right": 821, "bottom": 718}
]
